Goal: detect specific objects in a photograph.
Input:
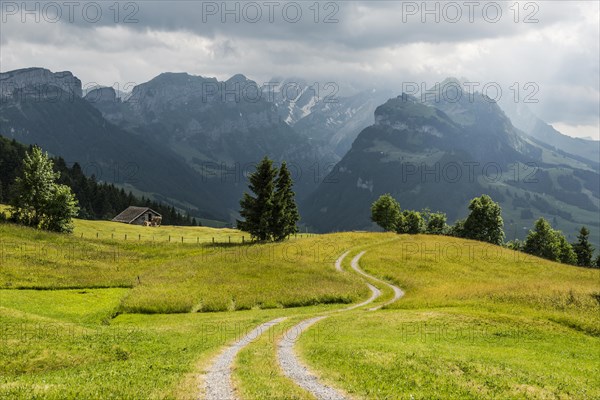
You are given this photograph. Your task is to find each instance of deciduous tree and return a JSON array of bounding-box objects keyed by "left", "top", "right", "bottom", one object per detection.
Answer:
[
  {"left": 10, "top": 147, "right": 79, "bottom": 233},
  {"left": 463, "top": 195, "right": 505, "bottom": 245},
  {"left": 370, "top": 194, "right": 401, "bottom": 232}
]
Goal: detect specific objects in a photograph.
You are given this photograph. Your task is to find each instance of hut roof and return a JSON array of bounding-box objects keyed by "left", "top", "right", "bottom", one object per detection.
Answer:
[{"left": 112, "top": 206, "right": 161, "bottom": 224}]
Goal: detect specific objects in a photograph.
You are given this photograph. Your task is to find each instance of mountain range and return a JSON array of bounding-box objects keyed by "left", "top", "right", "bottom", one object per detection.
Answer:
[{"left": 1, "top": 68, "right": 598, "bottom": 244}]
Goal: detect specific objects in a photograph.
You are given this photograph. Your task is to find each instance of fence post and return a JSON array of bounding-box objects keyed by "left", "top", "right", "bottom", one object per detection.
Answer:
[
  {"left": 181, "top": 236, "right": 184, "bottom": 243},
  {"left": 229, "top": 236, "right": 231, "bottom": 244},
  {"left": 197, "top": 237, "right": 199, "bottom": 244},
  {"left": 242, "top": 236, "right": 245, "bottom": 244},
  {"left": 169, "top": 235, "right": 171, "bottom": 243},
  {"left": 125, "top": 234, "right": 127, "bottom": 241},
  {"left": 139, "top": 234, "right": 141, "bottom": 241},
  {"left": 111, "top": 233, "right": 114, "bottom": 240},
  {"left": 212, "top": 237, "right": 215, "bottom": 246},
  {"left": 96, "top": 232, "right": 99, "bottom": 239}
]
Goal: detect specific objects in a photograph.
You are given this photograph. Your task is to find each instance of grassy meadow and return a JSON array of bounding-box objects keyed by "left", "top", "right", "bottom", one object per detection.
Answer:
[
  {"left": 1, "top": 218, "right": 383, "bottom": 313},
  {"left": 1, "top": 290, "right": 333, "bottom": 399},
  {"left": 1, "top": 216, "right": 598, "bottom": 399},
  {"left": 295, "top": 236, "right": 600, "bottom": 399}
]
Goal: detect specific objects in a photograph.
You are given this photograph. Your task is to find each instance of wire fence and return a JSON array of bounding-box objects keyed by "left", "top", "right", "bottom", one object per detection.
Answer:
[{"left": 77, "top": 232, "right": 316, "bottom": 245}]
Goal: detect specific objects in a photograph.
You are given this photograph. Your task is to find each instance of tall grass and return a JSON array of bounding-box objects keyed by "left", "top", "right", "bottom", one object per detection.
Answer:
[
  {"left": 361, "top": 235, "right": 600, "bottom": 334},
  {"left": 1, "top": 220, "right": 390, "bottom": 313},
  {"left": 294, "top": 235, "right": 600, "bottom": 399}
]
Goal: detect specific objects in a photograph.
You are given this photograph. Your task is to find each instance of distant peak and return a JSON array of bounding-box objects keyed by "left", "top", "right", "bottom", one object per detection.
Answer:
[
  {"left": 426, "top": 77, "right": 468, "bottom": 93},
  {"left": 226, "top": 73, "right": 248, "bottom": 82},
  {"left": 152, "top": 72, "right": 193, "bottom": 81},
  {"left": 0, "top": 67, "right": 82, "bottom": 98}
]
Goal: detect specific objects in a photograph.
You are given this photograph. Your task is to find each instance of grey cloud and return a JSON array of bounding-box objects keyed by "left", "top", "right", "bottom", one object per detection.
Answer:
[
  {"left": 1, "top": 1, "right": 582, "bottom": 48},
  {"left": 0, "top": 1, "right": 597, "bottom": 137}
]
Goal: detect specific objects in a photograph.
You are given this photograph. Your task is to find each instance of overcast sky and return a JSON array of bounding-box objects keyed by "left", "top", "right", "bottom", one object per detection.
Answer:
[{"left": 1, "top": 1, "right": 598, "bottom": 139}]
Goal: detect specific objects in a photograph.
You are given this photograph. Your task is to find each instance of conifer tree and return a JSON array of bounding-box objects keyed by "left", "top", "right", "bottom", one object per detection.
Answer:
[
  {"left": 572, "top": 226, "right": 594, "bottom": 267},
  {"left": 272, "top": 161, "right": 300, "bottom": 241},
  {"left": 237, "top": 156, "right": 277, "bottom": 241}
]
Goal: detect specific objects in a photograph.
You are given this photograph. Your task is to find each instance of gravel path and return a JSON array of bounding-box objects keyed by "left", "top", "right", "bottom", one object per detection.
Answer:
[
  {"left": 334, "top": 251, "right": 350, "bottom": 271},
  {"left": 349, "top": 251, "right": 404, "bottom": 311},
  {"left": 276, "top": 251, "right": 391, "bottom": 400},
  {"left": 338, "top": 252, "right": 381, "bottom": 311},
  {"left": 203, "top": 317, "right": 286, "bottom": 400},
  {"left": 202, "top": 249, "right": 404, "bottom": 400},
  {"left": 277, "top": 316, "right": 348, "bottom": 400}
]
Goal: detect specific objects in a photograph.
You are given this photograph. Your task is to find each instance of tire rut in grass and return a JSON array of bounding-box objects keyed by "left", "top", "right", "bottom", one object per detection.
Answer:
[
  {"left": 276, "top": 250, "right": 405, "bottom": 399},
  {"left": 275, "top": 251, "right": 380, "bottom": 400},
  {"left": 203, "top": 317, "right": 286, "bottom": 400},
  {"left": 277, "top": 316, "right": 348, "bottom": 400},
  {"left": 349, "top": 251, "right": 404, "bottom": 311}
]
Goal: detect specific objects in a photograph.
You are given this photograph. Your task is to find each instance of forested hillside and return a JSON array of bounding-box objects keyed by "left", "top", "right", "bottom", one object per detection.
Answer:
[{"left": 0, "top": 136, "right": 198, "bottom": 225}]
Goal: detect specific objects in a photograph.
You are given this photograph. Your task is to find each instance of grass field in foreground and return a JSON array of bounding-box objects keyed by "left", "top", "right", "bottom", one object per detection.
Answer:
[
  {"left": 296, "top": 235, "right": 600, "bottom": 399},
  {"left": 0, "top": 286, "right": 345, "bottom": 399},
  {"left": 3, "top": 217, "right": 598, "bottom": 399}
]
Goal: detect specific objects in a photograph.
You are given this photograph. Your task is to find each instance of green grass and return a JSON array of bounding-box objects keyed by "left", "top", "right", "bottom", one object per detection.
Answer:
[
  {"left": 299, "top": 309, "right": 599, "bottom": 399},
  {"left": 0, "top": 288, "right": 127, "bottom": 324},
  {"left": 119, "top": 236, "right": 375, "bottom": 314},
  {"left": 295, "top": 235, "right": 600, "bottom": 399},
  {"left": 361, "top": 235, "right": 600, "bottom": 334},
  {"left": 73, "top": 218, "right": 246, "bottom": 244},
  {"left": 0, "top": 219, "right": 393, "bottom": 399},
  {"left": 2, "top": 216, "right": 598, "bottom": 399},
  {"left": 0, "top": 288, "right": 352, "bottom": 399},
  {"left": 0, "top": 220, "right": 378, "bottom": 313},
  {"left": 234, "top": 309, "right": 344, "bottom": 400},
  {"left": 0, "top": 288, "right": 296, "bottom": 399}
]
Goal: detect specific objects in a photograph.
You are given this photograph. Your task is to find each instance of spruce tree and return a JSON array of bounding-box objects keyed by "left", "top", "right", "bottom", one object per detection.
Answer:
[
  {"left": 271, "top": 162, "right": 299, "bottom": 241},
  {"left": 572, "top": 226, "right": 594, "bottom": 267},
  {"left": 237, "top": 156, "right": 277, "bottom": 241}
]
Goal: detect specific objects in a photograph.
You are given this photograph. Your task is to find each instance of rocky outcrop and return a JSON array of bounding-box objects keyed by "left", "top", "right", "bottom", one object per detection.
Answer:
[{"left": 0, "top": 67, "right": 82, "bottom": 99}]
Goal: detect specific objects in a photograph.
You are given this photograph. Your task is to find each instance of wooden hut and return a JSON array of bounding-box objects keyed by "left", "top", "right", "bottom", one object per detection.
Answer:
[{"left": 112, "top": 206, "right": 162, "bottom": 226}]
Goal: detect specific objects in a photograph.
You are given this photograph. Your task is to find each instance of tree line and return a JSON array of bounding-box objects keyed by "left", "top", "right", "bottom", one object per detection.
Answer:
[
  {"left": 371, "top": 193, "right": 599, "bottom": 268},
  {"left": 0, "top": 137, "right": 198, "bottom": 232}
]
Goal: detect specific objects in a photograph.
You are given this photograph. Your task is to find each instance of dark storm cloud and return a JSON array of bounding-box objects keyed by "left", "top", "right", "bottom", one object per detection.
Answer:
[
  {"left": 0, "top": 1, "right": 579, "bottom": 47},
  {"left": 0, "top": 1, "right": 598, "bottom": 137}
]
